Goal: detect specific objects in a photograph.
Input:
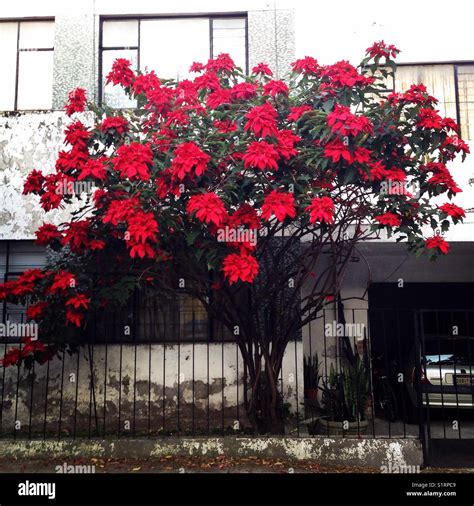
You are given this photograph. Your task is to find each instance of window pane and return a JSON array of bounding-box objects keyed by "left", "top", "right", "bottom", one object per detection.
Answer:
[
  {"left": 19, "top": 21, "right": 54, "bottom": 49},
  {"left": 457, "top": 65, "right": 474, "bottom": 140},
  {"left": 102, "top": 49, "right": 137, "bottom": 108},
  {"left": 140, "top": 18, "right": 210, "bottom": 80},
  {"left": 0, "top": 22, "right": 18, "bottom": 110},
  {"left": 17, "top": 51, "right": 54, "bottom": 110},
  {"left": 212, "top": 18, "right": 246, "bottom": 71},
  {"left": 395, "top": 65, "right": 457, "bottom": 120},
  {"left": 102, "top": 20, "right": 138, "bottom": 48}
]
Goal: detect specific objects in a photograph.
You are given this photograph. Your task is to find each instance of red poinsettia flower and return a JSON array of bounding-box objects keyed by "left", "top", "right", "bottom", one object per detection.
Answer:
[
  {"left": 275, "top": 130, "right": 301, "bottom": 161},
  {"left": 261, "top": 191, "right": 296, "bottom": 222},
  {"left": 244, "top": 103, "right": 279, "bottom": 138},
  {"left": 213, "top": 120, "right": 237, "bottom": 133},
  {"left": 189, "top": 61, "right": 206, "bottom": 73},
  {"left": 61, "top": 220, "right": 90, "bottom": 253},
  {"left": 187, "top": 192, "right": 228, "bottom": 228},
  {"left": 252, "top": 63, "right": 273, "bottom": 76},
  {"left": 170, "top": 142, "right": 211, "bottom": 180},
  {"left": 323, "top": 138, "right": 352, "bottom": 163},
  {"left": 206, "top": 53, "right": 235, "bottom": 73},
  {"left": 106, "top": 58, "right": 135, "bottom": 87},
  {"left": 64, "top": 120, "right": 90, "bottom": 149},
  {"left": 263, "top": 80, "right": 289, "bottom": 97},
  {"left": 35, "top": 224, "right": 62, "bottom": 246},
  {"left": 417, "top": 108, "right": 444, "bottom": 130},
  {"left": 230, "top": 203, "right": 261, "bottom": 230},
  {"left": 230, "top": 82, "right": 258, "bottom": 101},
  {"left": 132, "top": 71, "right": 161, "bottom": 95},
  {"left": 65, "top": 88, "right": 87, "bottom": 116},
  {"left": 113, "top": 142, "right": 153, "bottom": 181},
  {"left": 291, "top": 56, "right": 320, "bottom": 75},
  {"left": 243, "top": 141, "right": 280, "bottom": 170},
  {"left": 78, "top": 157, "right": 108, "bottom": 181},
  {"left": 99, "top": 116, "right": 129, "bottom": 135},
  {"left": 66, "top": 294, "right": 90, "bottom": 310},
  {"left": 49, "top": 271, "right": 76, "bottom": 293},
  {"left": 375, "top": 212, "right": 401, "bottom": 227},
  {"left": 326, "top": 104, "right": 373, "bottom": 136},
  {"left": 439, "top": 203, "right": 465, "bottom": 220},
  {"left": 206, "top": 87, "right": 232, "bottom": 109},
  {"left": 222, "top": 253, "right": 259, "bottom": 284},
  {"left": 306, "top": 196, "right": 335, "bottom": 224},
  {"left": 366, "top": 41, "right": 400, "bottom": 59},
  {"left": 425, "top": 235, "right": 449, "bottom": 255},
  {"left": 287, "top": 105, "right": 312, "bottom": 122},
  {"left": 26, "top": 302, "right": 48, "bottom": 320},
  {"left": 66, "top": 309, "right": 84, "bottom": 327},
  {"left": 23, "top": 169, "right": 45, "bottom": 195}
]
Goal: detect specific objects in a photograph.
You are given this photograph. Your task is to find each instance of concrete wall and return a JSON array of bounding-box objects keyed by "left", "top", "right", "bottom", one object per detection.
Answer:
[{"left": 0, "top": 341, "right": 303, "bottom": 436}]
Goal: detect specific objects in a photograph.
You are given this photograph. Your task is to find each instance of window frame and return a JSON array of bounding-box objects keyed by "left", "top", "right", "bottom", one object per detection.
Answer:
[
  {"left": 393, "top": 61, "right": 474, "bottom": 140},
  {"left": 0, "top": 17, "right": 55, "bottom": 111},
  {"left": 98, "top": 13, "right": 249, "bottom": 107}
]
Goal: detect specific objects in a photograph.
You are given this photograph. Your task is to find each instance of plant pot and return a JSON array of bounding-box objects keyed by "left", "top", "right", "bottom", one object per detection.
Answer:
[
  {"left": 304, "top": 388, "right": 319, "bottom": 403},
  {"left": 308, "top": 418, "right": 368, "bottom": 436}
]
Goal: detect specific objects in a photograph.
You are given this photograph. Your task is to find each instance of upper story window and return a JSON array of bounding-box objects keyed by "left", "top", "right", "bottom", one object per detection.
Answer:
[
  {"left": 100, "top": 16, "right": 247, "bottom": 108},
  {"left": 391, "top": 64, "right": 474, "bottom": 141},
  {"left": 0, "top": 20, "right": 55, "bottom": 111}
]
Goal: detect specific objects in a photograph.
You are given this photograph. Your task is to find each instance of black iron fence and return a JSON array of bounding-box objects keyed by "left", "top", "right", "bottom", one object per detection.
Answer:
[{"left": 1, "top": 305, "right": 473, "bottom": 442}]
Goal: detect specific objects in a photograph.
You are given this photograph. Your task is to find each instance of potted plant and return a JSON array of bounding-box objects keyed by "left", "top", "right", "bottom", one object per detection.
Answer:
[
  {"left": 309, "top": 355, "right": 369, "bottom": 436},
  {"left": 304, "top": 353, "right": 320, "bottom": 403}
]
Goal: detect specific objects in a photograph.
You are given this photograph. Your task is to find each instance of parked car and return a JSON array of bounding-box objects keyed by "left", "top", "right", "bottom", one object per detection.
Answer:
[{"left": 404, "top": 335, "right": 474, "bottom": 422}]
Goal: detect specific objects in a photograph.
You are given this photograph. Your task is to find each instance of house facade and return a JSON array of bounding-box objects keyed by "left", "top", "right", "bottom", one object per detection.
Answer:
[{"left": 0, "top": 0, "right": 473, "bottom": 447}]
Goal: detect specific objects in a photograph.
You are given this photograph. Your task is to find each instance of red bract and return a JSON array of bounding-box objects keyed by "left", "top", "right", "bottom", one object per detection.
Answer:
[
  {"left": 61, "top": 220, "right": 90, "bottom": 253},
  {"left": 78, "top": 157, "right": 108, "bottom": 181},
  {"left": 261, "top": 191, "right": 296, "bottom": 222},
  {"left": 126, "top": 211, "right": 159, "bottom": 259},
  {"left": 66, "top": 309, "right": 84, "bottom": 327},
  {"left": 35, "top": 224, "right": 62, "bottom": 246},
  {"left": 263, "top": 80, "right": 289, "bottom": 97},
  {"left": 275, "top": 130, "right": 301, "bottom": 160},
  {"left": 99, "top": 116, "right": 129, "bottom": 135},
  {"left": 170, "top": 142, "right": 211, "bottom": 180},
  {"left": 366, "top": 40, "right": 400, "bottom": 59},
  {"left": 23, "top": 169, "right": 44, "bottom": 195},
  {"left": 213, "top": 120, "right": 237, "bottom": 133},
  {"left": 252, "top": 63, "right": 273, "bottom": 76},
  {"left": 287, "top": 105, "right": 312, "bottom": 122},
  {"left": 326, "top": 105, "right": 373, "bottom": 136},
  {"left": 230, "top": 82, "right": 258, "bottom": 100},
  {"left": 425, "top": 235, "right": 449, "bottom": 254},
  {"left": 244, "top": 103, "right": 279, "bottom": 138},
  {"left": 64, "top": 121, "right": 90, "bottom": 149},
  {"left": 189, "top": 62, "right": 205, "bottom": 73},
  {"left": 26, "top": 302, "right": 47, "bottom": 320},
  {"left": 206, "top": 53, "right": 235, "bottom": 73},
  {"left": 65, "top": 88, "right": 87, "bottom": 116},
  {"left": 222, "top": 253, "right": 259, "bottom": 284},
  {"left": 291, "top": 56, "right": 320, "bottom": 75},
  {"left": 230, "top": 204, "right": 260, "bottom": 230},
  {"left": 132, "top": 71, "right": 161, "bottom": 95},
  {"left": 66, "top": 294, "right": 90, "bottom": 310},
  {"left": 206, "top": 87, "right": 232, "bottom": 109},
  {"left": 321, "top": 61, "right": 373, "bottom": 88},
  {"left": 106, "top": 58, "right": 135, "bottom": 87},
  {"left": 187, "top": 192, "right": 228, "bottom": 228},
  {"left": 439, "top": 203, "right": 465, "bottom": 220},
  {"left": 49, "top": 271, "right": 76, "bottom": 293},
  {"left": 323, "top": 138, "right": 352, "bottom": 163},
  {"left": 306, "top": 197, "right": 335, "bottom": 224},
  {"left": 113, "top": 142, "right": 153, "bottom": 181},
  {"left": 417, "top": 108, "right": 444, "bottom": 129},
  {"left": 375, "top": 212, "right": 401, "bottom": 227},
  {"left": 243, "top": 141, "right": 280, "bottom": 170}
]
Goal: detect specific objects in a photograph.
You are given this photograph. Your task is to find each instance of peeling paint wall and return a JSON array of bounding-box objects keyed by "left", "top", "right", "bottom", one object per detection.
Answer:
[
  {"left": 0, "top": 341, "right": 303, "bottom": 436},
  {"left": 0, "top": 111, "right": 95, "bottom": 240}
]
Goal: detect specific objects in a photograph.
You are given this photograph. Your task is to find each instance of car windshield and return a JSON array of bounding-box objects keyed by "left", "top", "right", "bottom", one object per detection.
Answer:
[{"left": 423, "top": 338, "right": 474, "bottom": 365}]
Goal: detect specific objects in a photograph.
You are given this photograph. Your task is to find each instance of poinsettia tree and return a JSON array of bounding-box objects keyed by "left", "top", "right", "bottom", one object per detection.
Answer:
[{"left": 0, "top": 41, "right": 469, "bottom": 433}]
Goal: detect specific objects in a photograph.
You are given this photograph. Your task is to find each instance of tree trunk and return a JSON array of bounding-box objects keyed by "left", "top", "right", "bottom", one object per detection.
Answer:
[{"left": 245, "top": 359, "right": 285, "bottom": 434}]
